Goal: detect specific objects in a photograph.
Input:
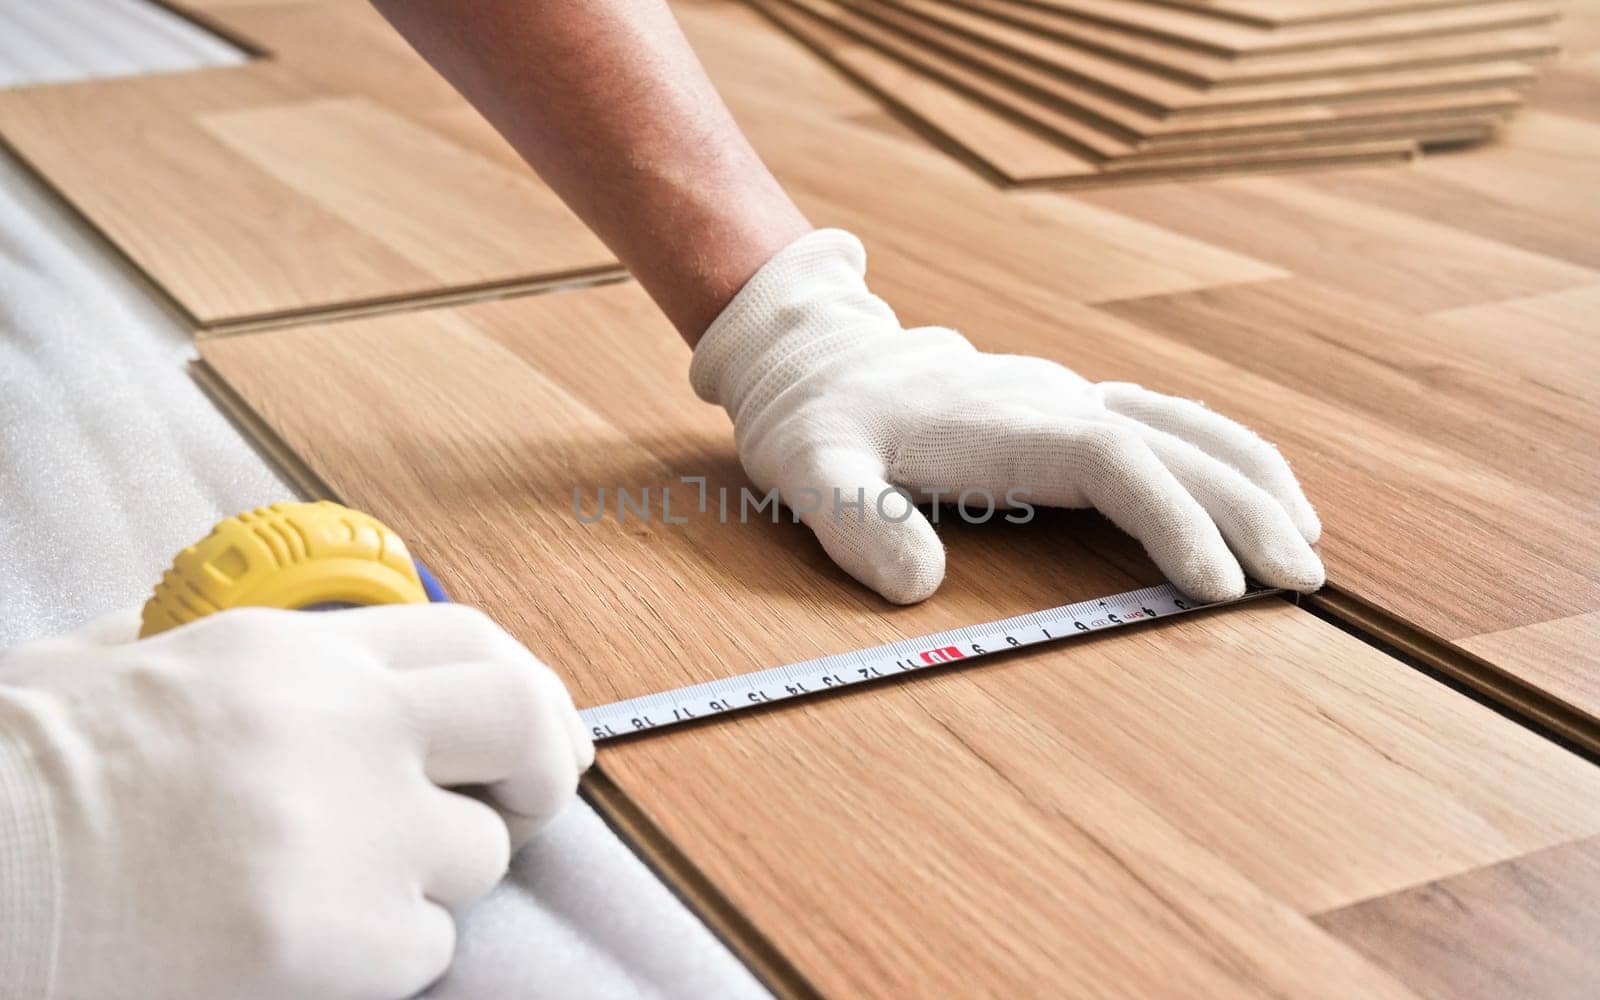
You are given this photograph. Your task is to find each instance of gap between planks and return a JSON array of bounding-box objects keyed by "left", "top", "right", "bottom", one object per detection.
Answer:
[
  {"left": 1308, "top": 585, "right": 1600, "bottom": 757},
  {"left": 187, "top": 358, "right": 820, "bottom": 1000}
]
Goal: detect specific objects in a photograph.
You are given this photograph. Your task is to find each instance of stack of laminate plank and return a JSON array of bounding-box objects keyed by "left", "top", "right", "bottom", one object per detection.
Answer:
[{"left": 747, "top": 0, "right": 1562, "bottom": 184}]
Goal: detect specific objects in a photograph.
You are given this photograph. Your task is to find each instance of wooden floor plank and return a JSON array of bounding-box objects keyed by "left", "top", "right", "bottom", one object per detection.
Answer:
[
  {"left": 942, "top": 0, "right": 1557, "bottom": 86},
  {"left": 880, "top": 0, "right": 1540, "bottom": 115},
  {"left": 1314, "top": 835, "right": 1600, "bottom": 1000},
  {"left": 1308, "top": 161, "right": 1600, "bottom": 269},
  {"left": 1148, "top": 0, "right": 1515, "bottom": 29},
  {"left": 1076, "top": 173, "right": 1595, "bottom": 311},
  {"left": 750, "top": 0, "right": 1103, "bottom": 181},
  {"left": 1429, "top": 285, "right": 1600, "bottom": 399},
  {"left": 755, "top": 0, "right": 1449, "bottom": 181},
  {"left": 1088, "top": 280, "right": 1600, "bottom": 639},
  {"left": 760, "top": 0, "right": 1523, "bottom": 183},
  {"left": 1023, "top": 0, "right": 1558, "bottom": 56},
  {"left": 1459, "top": 614, "right": 1600, "bottom": 718},
  {"left": 822, "top": 0, "right": 1539, "bottom": 121},
  {"left": 196, "top": 278, "right": 1600, "bottom": 997},
  {"left": 0, "top": 8, "right": 617, "bottom": 327}
]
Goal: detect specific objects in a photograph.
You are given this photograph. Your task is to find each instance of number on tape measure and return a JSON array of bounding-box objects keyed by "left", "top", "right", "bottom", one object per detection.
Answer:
[{"left": 578, "top": 582, "right": 1278, "bottom": 743}]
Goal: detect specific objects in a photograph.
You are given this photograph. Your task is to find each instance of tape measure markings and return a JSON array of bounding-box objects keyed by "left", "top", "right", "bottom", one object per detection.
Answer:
[{"left": 581, "top": 582, "right": 1280, "bottom": 742}]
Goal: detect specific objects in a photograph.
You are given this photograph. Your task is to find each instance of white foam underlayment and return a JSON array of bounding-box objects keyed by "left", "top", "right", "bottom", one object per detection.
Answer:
[{"left": 0, "top": 3, "right": 768, "bottom": 997}]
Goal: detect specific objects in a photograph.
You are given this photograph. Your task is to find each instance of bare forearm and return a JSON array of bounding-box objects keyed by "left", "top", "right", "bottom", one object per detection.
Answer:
[{"left": 373, "top": 0, "right": 811, "bottom": 342}]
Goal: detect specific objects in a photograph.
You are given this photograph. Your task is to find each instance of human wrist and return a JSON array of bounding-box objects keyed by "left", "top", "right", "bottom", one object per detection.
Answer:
[{"left": 689, "top": 228, "right": 901, "bottom": 424}]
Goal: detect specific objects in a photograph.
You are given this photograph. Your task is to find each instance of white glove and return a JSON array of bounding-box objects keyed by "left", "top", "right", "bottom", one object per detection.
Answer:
[
  {"left": 691, "top": 228, "right": 1323, "bottom": 605},
  {"left": 0, "top": 604, "right": 592, "bottom": 1000}
]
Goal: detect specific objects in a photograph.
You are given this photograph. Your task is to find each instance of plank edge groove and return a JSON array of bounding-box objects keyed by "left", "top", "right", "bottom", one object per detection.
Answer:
[
  {"left": 195, "top": 267, "right": 633, "bottom": 338},
  {"left": 1308, "top": 585, "right": 1600, "bottom": 756},
  {"left": 582, "top": 768, "right": 826, "bottom": 1000}
]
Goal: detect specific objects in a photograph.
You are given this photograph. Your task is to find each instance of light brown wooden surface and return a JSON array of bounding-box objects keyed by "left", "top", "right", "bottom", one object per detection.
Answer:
[
  {"left": 1314, "top": 836, "right": 1600, "bottom": 999},
  {"left": 198, "top": 278, "right": 1600, "bottom": 997},
  {"left": 757, "top": 0, "right": 1465, "bottom": 182},
  {"left": 1459, "top": 615, "right": 1600, "bottom": 723},
  {"left": 759, "top": 0, "right": 1522, "bottom": 183},
  {"left": 940, "top": 0, "right": 1557, "bottom": 86},
  {"left": 0, "top": 5, "right": 616, "bottom": 328},
  {"left": 879, "top": 0, "right": 1540, "bottom": 115},
  {"left": 818, "top": 0, "right": 1538, "bottom": 119},
  {"left": 1026, "top": 0, "right": 1558, "bottom": 55},
  {"left": 1149, "top": 0, "right": 1514, "bottom": 29}
]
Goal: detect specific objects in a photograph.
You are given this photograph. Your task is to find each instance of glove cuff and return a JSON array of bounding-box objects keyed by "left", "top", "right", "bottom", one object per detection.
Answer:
[
  {"left": 0, "top": 692, "right": 61, "bottom": 1000},
  {"left": 690, "top": 228, "right": 898, "bottom": 423}
]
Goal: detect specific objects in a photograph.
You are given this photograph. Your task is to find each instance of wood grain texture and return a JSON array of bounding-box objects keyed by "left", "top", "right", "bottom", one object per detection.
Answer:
[
  {"left": 1078, "top": 173, "right": 1595, "bottom": 311},
  {"left": 197, "top": 279, "right": 1600, "bottom": 997},
  {"left": 814, "top": 0, "right": 1538, "bottom": 120},
  {"left": 1145, "top": 0, "right": 1517, "bottom": 29},
  {"left": 754, "top": 0, "right": 1456, "bottom": 181},
  {"left": 875, "top": 0, "right": 1539, "bottom": 116},
  {"left": 1429, "top": 285, "right": 1600, "bottom": 397},
  {"left": 1459, "top": 615, "right": 1600, "bottom": 720},
  {"left": 941, "top": 0, "right": 1556, "bottom": 86},
  {"left": 1088, "top": 279, "right": 1600, "bottom": 641},
  {"left": 1021, "top": 0, "right": 1558, "bottom": 55},
  {"left": 757, "top": 0, "right": 1533, "bottom": 184},
  {"left": 0, "top": 8, "right": 615, "bottom": 327},
  {"left": 1314, "top": 836, "right": 1600, "bottom": 1000},
  {"left": 749, "top": 0, "right": 1547, "bottom": 188}
]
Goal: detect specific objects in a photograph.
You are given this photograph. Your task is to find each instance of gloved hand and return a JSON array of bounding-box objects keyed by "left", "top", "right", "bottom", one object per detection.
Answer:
[
  {"left": 0, "top": 604, "right": 592, "bottom": 1000},
  {"left": 691, "top": 228, "right": 1323, "bottom": 605}
]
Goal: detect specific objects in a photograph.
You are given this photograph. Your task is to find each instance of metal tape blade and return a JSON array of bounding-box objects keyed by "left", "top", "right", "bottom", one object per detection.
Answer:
[{"left": 580, "top": 582, "right": 1282, "bottom": 742}]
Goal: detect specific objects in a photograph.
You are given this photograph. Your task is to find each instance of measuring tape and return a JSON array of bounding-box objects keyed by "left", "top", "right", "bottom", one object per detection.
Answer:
[
  {"left": 580, "top": 581, "right": 1279, "bottom": 742},
  {"left": 146, "top": 503, "right": 1278, "bottom": 741}
]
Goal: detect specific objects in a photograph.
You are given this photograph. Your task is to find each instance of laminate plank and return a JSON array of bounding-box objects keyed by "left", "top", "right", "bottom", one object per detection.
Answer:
[
  {"left": 769, "top": 0, "right": 1519, "bottom": 171},
  {"left": 883, "top": 0, "right": 1539, "bottom": 116},
  {"left": 197, "top": 279, "right": 1600, "bottom": 996},
  {"left": 1459, "top": 615, "right": 1600, "bottom": 720},
  {"left": 1313, "top": 835, "right": 1600, "bottom": 1000},
  {"left": 942, "top": 0, "right": 1556, "bottom": 86},
  {"left": 1024, "top": 0, "right": 1557, "bottom": 56},
  {"left": 857, "top": 264, "right": 1598, "bottom": 645},
  {"left": 750, "top": 0, "right": 1105, "bottom": 181},
  {"left": 1412, "top": 110, "right": 1600, "bottom": 223},
  {"left": 1429, "top": 285, "right": 1600, "bottom": 401},
  {"left": 768, "top": 0, "right": 1455, "bottom": 172},
  {"left": 194, "top": 0, "right": 470, "bottom": 119},
  {"left": 0, "top": 27, "right": 615, "bottom": 326},
  {"left": 1077, "top": 173, "right": 1596, "bottom": 311},
  {"left": 1308, "top": 163, "right": 1600, "bottom": 270},
  {"left": 831, "top": 0, "right": 1539, "bottom": 119},
  {"left": 1083, "top": 278, "right": 1600, "bottom": 716},
  {"left": 1150, "top": 0, "right": 1512, "bottom": 29}
]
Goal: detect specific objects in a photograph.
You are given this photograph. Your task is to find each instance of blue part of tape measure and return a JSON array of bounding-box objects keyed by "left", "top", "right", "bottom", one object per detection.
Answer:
[{"left": 413, "top": 559, "right": 450, "bottom": 603}]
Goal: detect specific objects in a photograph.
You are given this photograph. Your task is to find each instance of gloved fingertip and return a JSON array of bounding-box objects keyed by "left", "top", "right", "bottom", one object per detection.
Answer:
[
  {"left": 1295, "top": 503, "right": 1323, "bottom": 545},
  {"left": 571, "top": 718, "right": 596, "bottom": 773},
  {"left": 1171, "top": 555, "right": 1248, "bottom": 605},
  {"left": 870, "top": 534, "right": 940, "bottom": 604},
  {"left": 1279, "top": 551, "right": 1326, "bottom": 594},
  {"left": 873, "top": 559, "right": 945, "bottom": 605}
]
